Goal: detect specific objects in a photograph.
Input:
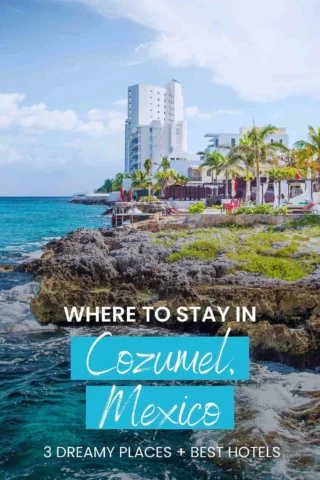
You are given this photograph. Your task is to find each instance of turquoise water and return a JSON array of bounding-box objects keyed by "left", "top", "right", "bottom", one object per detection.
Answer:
[
  {"left": 0, "top": 198, "right": 317, "bottom": 480},
  {"left": 0, "top": 198, "right": 225, "bottom": 480},
  {"left": 0, "top": 197, "right": 109, "bottom": 264}
]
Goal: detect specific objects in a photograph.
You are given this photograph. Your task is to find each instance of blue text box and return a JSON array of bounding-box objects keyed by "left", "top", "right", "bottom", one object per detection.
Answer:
[
  {"left": 71, "top": 335, "right": 249, "bottom": 381},
  {"left": 86, "top": 385, "right": 234, "bottom": 430}
]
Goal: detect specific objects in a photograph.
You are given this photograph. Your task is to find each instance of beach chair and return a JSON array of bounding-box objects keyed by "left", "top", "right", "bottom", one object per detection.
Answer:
[
  {"left": 304, "top": 203, "right": 320, "bottom": 214},
  {"left": 222, "top": 199, "right": 234, "bottom": 212}
]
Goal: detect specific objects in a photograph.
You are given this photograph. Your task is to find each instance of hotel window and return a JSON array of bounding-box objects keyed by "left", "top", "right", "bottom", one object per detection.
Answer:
[
  {"left": 280, "top": 139, "right": 283, "bottom": 144},
  {"left": 231, "top": 138, "right": 236, "bottom": 146},
  {"left": 215, "top": 138, "right": 219, "bottom": 147}
]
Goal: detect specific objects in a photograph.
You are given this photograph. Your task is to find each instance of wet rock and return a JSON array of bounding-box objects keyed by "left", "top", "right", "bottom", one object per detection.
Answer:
[
  {"left": 218, "top": 321, "right": 319, "bottom": 369},
  {"left": 22, "top": 225, "right": 320, "bottom": 369}
]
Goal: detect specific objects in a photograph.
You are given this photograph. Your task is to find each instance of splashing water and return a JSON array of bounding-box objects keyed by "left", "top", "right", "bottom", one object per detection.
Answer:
[{"left": 0, "top": 198, "right": 319, "bottom": 479}]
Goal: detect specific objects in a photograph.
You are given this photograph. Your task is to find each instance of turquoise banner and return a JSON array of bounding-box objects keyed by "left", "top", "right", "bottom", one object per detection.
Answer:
[
  {"left": 71, "top": 335, "right": 249, "bottom": 381},
  {"left": 86, "top": 385, "right": 234, "bottom": 430}
]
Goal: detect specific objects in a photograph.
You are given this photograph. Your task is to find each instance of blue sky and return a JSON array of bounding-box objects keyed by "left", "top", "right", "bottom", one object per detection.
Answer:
[{"left": 1, "top": 0, "right": 320, "bottom": 195}]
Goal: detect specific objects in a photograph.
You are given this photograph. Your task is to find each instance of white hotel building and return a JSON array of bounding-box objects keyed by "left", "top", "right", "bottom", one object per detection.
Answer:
[
  {"left": 125, "top": 80, "right": 188, "bottom": 174},
  {"left": 205, "top": 127, "right": 289, "bottom": 152}
]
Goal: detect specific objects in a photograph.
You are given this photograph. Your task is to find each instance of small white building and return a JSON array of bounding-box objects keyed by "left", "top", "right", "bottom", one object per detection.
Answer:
[
  {"left": 168, "top": 148, "right": 205, "bottom": 177},
  {"left": 205, "top": 126, "right": 289, "bottom": 153}
]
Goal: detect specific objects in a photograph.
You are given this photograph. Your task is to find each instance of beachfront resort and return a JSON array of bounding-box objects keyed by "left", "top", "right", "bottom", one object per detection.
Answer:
[{"left": 72, "top": 80, "right": 320, "bottom": 225}]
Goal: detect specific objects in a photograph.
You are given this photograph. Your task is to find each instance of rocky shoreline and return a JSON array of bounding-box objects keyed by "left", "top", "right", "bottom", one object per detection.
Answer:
[{"left": 20, "top": 218, "right": 320, "bottom": 369}]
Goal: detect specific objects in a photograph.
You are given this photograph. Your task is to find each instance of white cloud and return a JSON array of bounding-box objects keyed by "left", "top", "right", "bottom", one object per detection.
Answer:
[
  {"left": 185, "top": 106, "right": 241, "bottom": 120},
  {"left": 68, "top": 0, "right": 320, "bottom": 102},
  {"left": 0, "top": 93, "right": 126, "bottom": 136},
  {"left": 0, "top": 143, "right": 21, "bottom": 165},
  {"left": 112, "top": 98, "right": 127, "bottom": 107}
]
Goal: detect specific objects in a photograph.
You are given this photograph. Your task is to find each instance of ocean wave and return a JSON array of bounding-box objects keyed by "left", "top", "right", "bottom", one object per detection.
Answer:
[
  {"left": 0, "top": 281, "right": 56, "bottom": 333},
  {"left": 0, "top": 358, "right": 23, "bottom": 365},
  {"left": 192, "top": 362, "right": 320, "bottom": 480}
]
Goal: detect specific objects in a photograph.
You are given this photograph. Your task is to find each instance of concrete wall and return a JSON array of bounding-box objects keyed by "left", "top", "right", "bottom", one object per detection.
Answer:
[
  {"left": 184, "top": 214, "right": 301, "bottom": 227},
  {"left": 169, "top": 199, "right": 207, "bottom": 209}
]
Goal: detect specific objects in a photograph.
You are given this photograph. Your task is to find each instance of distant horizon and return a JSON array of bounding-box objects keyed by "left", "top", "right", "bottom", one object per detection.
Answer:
[{"left": 0, "top": 195, "right": 72, "bottom": 198}]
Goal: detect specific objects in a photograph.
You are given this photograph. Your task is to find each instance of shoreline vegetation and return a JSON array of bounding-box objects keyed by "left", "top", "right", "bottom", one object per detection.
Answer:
[{"left": 19, "top": 214, "right": 320, "bottom": 370}]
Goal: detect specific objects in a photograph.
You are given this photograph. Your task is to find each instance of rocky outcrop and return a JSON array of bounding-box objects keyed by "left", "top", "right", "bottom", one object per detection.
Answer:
[
  {"left": 217, "top": 321, "right": 319, "bottom": 369},
  {"left": 103, "top": 201, "right": 171, "bottom": 215},
  {"left": 20, "top": 225, "right": 320, "bottom": 368}
]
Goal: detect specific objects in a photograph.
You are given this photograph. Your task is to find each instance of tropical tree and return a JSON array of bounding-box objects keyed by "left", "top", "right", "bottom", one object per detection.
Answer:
[
  {"left": 294, "top": 125, "right": 320, "bottom": 188},
  {"left": 201, "top": 151, "right": 226, "bottom": 182},
  {"left": 241, "top": 171, "right": 254, "bottom": 205},
  {"left": 144, "top": 158, "right": 152, "bottom": 175},
  {"left": 219, "top": 150, "right": 244, "bottom": 197},
  {"left": 174, "top": 174, "right": 188, "bottom": 185},
  {"left": 267, "top": 166, "right": 283, "bottom": 181},
  {"left": 160, "top": 157, "right": 171, "bottom": 172},
  {"left": 131, "top": 170, "right": 152, "bottom": 191},
  {"left": 143, "top": 158, "right": 153, "bottom": 195},
  {"left": 112, "top": 172, "right": 131, "bottom": 191},
  {"left": 237, "top": 125, "right": 289, "bottom": 205},
  {"left": 96, "top": 178, "right": 114, "bottom": 193}
]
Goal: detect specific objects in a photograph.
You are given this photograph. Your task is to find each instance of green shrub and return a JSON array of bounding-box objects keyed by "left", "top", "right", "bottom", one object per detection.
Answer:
[
  {"left": 232, "top": 206, "right": 254, "bottom": 215},
  {"left": 141, "top": 196, "right": 158, "bottom": 202},
  {"left": 166, "top": 240, "right": 217, "bottom": 263},
  {"left": 188, "top": 202, "right": 206, "bottom": 214},
  {"left": 274, "top": 244, "right": 298, "bottom": 257},
  {"left": 285, "top": 215, "right": 320, "bottom": 229},
  {"left": 231, "top": 204, "right": 287, "bottom": 215},
  {"left": 233, "top": 252, "right": 312, "bottom": 281},
  {"left": 275, "top": 205, "right": 288, "bottom": 215}
]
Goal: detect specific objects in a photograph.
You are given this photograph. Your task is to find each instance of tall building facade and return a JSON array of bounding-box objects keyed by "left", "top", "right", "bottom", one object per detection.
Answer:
[{"left": 125, "top": 81, "right": 187, "bottom": 174}]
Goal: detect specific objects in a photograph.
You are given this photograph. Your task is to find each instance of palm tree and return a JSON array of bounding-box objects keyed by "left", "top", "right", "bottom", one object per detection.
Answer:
[
  {"left": 144, "top": 158, "right": 152, "bottom": 175},
  {"left": 267, "top": 166, "right": 283, "bottom": 181},
  {"left": 219, "top": 150, "right": 244, "bottom": 197},
  {"left": 131, "top": 170, "right": 152, "bottom": 191},
  {"left": 143, "top": 158, "right": 153, "bottom": 195},
  {"left": 174, "top": 174, "right": 188, "bottom": 185},
  {"left": 96, "top": 178, "right": 114, "bottom": 193},
  {"left": 239, "top": 125, "right": 289, "bottom": 205},
  {"left": 201, "top": 151, "right": 226, "bottom": 182},
  {"left": 160, "top": 157, "right": 170, "bottom": 172},
  {"left": 294, "top": 125, "right": 320, "bottom": 189},
  {"left": 154, "top": 170, "right": 174, "bottom": 196},
  {"left": 242, "top": 171, "right": 254, "bottom": 206},
  {"left": 112, "top": 172, "right": 131, "bottom": 191}
]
